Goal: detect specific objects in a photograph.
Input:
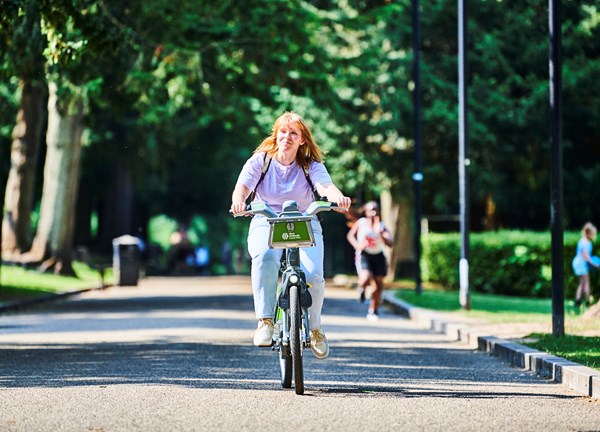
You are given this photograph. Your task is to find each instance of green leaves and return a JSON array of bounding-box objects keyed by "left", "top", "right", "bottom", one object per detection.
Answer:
[{"left": 2, "top": 0, "right": 600, "bottom": 233}]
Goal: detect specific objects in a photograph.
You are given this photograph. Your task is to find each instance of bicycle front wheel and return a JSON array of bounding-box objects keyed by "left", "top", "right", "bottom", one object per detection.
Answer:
[
  {"left": 278, "top": 318, "right": 292, "bottom": 388},
  {"left": 289, "top": 285, "right": 304, "bottom": 395}
]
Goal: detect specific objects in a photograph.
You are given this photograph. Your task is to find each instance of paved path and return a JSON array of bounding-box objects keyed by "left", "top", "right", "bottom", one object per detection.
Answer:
[{"left": 0, "top": 276, "right": 598, "bottom": 431}]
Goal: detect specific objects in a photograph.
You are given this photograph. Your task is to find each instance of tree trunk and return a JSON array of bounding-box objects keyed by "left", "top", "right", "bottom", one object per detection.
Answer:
[
  {"left": 25, "top": 81, "right": 84, "bottom": 275},
  {"left": 381, "top": 189, "right": 412, "bottom": 282},
  {"left": 2, "top": 80, "right": 46, "bottom": 258}
]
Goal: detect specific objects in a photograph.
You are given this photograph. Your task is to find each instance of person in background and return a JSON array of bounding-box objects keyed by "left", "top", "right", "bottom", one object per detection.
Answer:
[
  {"left": 195, "top": 244, "right": 211, "bottom": 275},
  {"left": 346, "top": 201, "right": 393, "bottom": 321},
  {"left": 230, "top": 111, "right": 351, "bottom": 359},
  {"left": 169, "top": 226, "right": 193, "bottom": 273},
  {"left": 572, "top": 222, "right": 599, "bottom": 308},
  {"left": 221, "top": 241, "right": 233, "bottom": 274}
]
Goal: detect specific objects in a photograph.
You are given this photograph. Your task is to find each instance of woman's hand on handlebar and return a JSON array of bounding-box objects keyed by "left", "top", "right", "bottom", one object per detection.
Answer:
[
  {"left": 231, "top": 202, "right": 249, "bottom": 216},
  {"left": 337, "top": 196, "right": 352, "bottom": 209},
  {"left": 330, "top": 195, "right": 351, "bottom": 212}
]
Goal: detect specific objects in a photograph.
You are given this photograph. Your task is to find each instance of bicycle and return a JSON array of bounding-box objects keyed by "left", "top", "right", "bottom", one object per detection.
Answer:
[{"left": 232, "top": 199, "right": 345, "bottom": 395}]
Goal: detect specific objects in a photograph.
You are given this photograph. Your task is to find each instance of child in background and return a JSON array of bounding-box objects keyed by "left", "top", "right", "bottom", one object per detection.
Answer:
[{"left": 572, "top": 222, "right": 599, "bottom": 308}]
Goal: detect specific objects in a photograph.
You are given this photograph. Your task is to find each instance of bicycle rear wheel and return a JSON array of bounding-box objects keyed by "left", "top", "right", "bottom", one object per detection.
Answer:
[{"left": 289, "top": 285, "right": 304, "bottom": 395}]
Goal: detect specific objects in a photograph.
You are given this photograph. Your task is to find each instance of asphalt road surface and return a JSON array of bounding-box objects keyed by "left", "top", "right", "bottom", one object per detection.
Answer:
[{"left": 0, "top": 276, "right": 598, "bottom": 432}]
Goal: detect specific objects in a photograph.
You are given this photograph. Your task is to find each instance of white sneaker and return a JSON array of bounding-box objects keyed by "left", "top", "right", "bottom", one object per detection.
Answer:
[
  {"left": 366, "top": 311, "right": 380, "bottom": 322},
  {"left": 253, "top": 319, "right": 274, "bottom": 346},
  {"left": 310, "top": 328, "right": 329, "bottom": 359}
]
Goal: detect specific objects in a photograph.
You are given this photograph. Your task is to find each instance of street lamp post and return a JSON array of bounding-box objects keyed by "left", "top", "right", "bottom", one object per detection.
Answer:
[
  {"left": 549, "top": 0, "right": 564, "bottom": 337},
  {"left": 412, "top": 0, "right": 423, "bottom": 296},
  {"left": 458, "top": 0, "right": 470, "bottom": 310}
]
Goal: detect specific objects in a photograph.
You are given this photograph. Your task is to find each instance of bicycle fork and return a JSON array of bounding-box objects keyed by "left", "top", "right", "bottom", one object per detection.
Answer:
[{"left": 277, "top": 304, "right": 311, "bottom": 350}]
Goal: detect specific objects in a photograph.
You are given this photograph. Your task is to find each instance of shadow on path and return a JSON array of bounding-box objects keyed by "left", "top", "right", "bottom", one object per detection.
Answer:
[
  {"left": 0, "top": 339, "right": 574, "bottom": 402},
  {"left": 0, "top": 278, "right": 577, "bottom": 401}
]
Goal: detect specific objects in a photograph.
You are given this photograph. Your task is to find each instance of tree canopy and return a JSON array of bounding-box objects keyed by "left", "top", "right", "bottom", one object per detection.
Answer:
[{"left": 0, "top": 0, "right": 599, "bottom": 263}]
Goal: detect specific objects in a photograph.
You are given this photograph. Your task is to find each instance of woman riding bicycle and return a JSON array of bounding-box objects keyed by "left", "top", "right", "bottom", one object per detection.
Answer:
[{"left": 231, "top": 112, "right": 351, "bottom": 359}]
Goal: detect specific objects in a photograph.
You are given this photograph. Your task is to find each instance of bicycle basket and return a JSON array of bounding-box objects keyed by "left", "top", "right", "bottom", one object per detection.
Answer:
[{"left": 268, "top": 217, "right": 315, "bottom": 249}]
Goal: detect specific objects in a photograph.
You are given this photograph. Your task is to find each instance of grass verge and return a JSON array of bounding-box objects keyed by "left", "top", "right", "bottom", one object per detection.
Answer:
[
  {"left": 394, "top": 287, "right": 552, "bottom": 323},
  {"left": 0, "top": 262, "right": 113, "bottom": 304},
  {"left": 524, "top": 333, "right": 600, "bottom": 371},
  {"left": 392, "top": 285, "right": 600, "bottom": 371}
]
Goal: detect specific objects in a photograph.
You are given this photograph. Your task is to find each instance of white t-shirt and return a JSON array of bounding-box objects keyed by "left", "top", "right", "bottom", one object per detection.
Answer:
[
  {"left": 355, "top": 217, "right": 387, "bottom": 254},
  {"left": 237, "top": 152, "right": 333, "bottom": 213}
]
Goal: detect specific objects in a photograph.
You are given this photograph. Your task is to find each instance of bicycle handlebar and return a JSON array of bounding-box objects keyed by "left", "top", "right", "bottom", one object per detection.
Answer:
[{"left": 230, "top": 200, "right": 347, "bottom": 219}]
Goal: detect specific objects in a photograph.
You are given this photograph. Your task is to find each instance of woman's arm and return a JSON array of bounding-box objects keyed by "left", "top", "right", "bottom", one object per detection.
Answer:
[
  {"left": 316, "top": 183, "right": 351, "bottom": 209},
  {"left": 581, "top": 239, "right": 596, "bottom": 264},
  {"left": 380, "top": 227, "right": 394, "bottom": 247},
  {"left": 374, "top": 216, "right": 393, "bottom": 247},
  {"left": 231, "top": 183, "right": 251, "bottom": 214},
  {"left": 582, "top": 249, "right": 599, "bottom": 266}
]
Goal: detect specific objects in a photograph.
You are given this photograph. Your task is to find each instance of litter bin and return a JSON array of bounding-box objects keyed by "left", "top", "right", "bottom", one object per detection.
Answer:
[{"left": 113, "top": 235, "right": 142, "bottom": 286}]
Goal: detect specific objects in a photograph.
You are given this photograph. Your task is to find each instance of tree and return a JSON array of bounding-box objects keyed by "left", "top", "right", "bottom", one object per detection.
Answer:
[
  {"left": 415, "top": 0, "right": 600, "bottom": 231},
  {"left": 2, "top": 0, "right": 599, "bottom": 277},
  {"left": 1, "top": 0, "right": 47, "bottom": 257},
  {"left": 299, "top": 1, "right": 415, "bottom": 274},
  {"left": 78, "top": 0, "right": 349, "bottom": 246},
  {"left": 23, "top": 0, "right": 135, "bottom": 273},
  {"left": 26, "top": 82, "right": 84, "bottom": 274}
]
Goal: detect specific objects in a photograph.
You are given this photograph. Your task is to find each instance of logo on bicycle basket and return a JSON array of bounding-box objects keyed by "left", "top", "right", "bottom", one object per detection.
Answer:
[
  {"left": 272, "top": 220, "right": 312, "bottom": 244},
  {"left": 281, "top": 223, "right": 295, "bottom": 240}
]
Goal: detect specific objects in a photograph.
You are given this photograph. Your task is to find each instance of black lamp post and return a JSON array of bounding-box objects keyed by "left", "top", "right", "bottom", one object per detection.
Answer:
[
  {"left": 549, "top": 0, "right": 564, "bottom": 338},
  {"left": 412, "top": 0, "right": 423, "bottom": 295}
]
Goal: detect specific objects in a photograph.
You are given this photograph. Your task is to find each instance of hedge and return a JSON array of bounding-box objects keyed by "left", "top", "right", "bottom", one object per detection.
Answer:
[{"left": 421, "top": 231, "right": 599, "bottom": 298}]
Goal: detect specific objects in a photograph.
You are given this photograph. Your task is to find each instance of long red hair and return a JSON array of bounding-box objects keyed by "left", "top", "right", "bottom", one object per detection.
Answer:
[{"left": 254, "top": 112, "right": 324, "bottom": 168}]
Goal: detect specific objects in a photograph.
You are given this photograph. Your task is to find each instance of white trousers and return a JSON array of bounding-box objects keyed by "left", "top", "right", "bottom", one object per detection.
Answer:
[{"left": 247, "top": 216, "right": 325, "bottom": 330}]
